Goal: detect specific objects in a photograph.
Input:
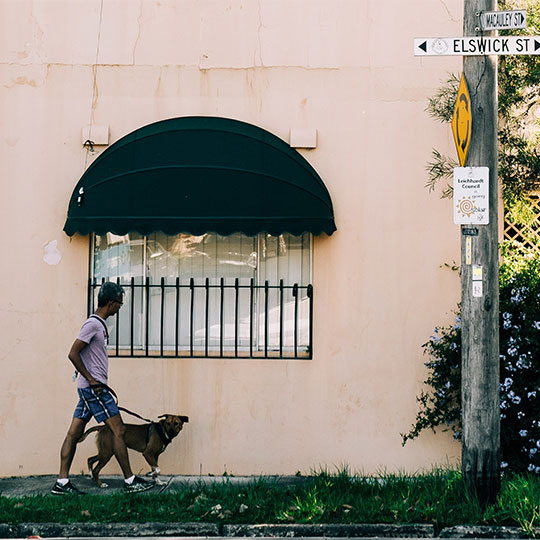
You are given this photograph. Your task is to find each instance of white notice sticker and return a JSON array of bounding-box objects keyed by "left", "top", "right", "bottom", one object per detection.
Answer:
[
  {"left": 472, "top": 281, "right": 483, "bottom": 298},
  {"left": 472, "top": 265, "right": 483, "bottom": 281}
]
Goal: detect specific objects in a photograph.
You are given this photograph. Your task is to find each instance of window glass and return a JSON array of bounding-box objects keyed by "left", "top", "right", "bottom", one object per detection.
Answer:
[{"left": 92, "top": 231, "right": 311, "bottom": 356}]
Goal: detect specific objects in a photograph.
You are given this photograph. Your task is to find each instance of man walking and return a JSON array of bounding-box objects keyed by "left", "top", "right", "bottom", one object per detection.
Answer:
[{"left": 52, "top": 281, "right": 153, "bottom": 495}]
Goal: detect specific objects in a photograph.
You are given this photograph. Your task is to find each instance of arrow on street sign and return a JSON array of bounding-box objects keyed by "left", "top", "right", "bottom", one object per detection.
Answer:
[
  {"left": 480, "top": 10, "right": 527, "bottom": 31},
  {"left": 414, "top": 36, "right": 540, "bottom": 56}
]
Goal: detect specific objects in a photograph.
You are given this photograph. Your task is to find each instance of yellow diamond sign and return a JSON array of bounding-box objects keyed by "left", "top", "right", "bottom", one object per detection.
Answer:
[{"left": 452, "top": 73, "right": 472, "bottom": 167}]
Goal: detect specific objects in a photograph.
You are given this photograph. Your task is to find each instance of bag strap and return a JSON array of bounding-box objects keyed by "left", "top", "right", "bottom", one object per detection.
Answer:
[
  {"left": 89, "top": 314, "right": 109, "bottom": 343},
  {"left": 88, "top": 316, "right": 153, "bottom": 424},
  {"left": 72, "top": 314, "right": 109, "bottom": 381}
]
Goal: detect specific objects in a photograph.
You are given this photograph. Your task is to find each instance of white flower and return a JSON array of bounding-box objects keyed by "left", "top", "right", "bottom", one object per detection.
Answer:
[
  {"left": 534, "top": 322, "right": 540, "bottom": 330},
  {"left": 508, "top": 346, "right": 518, "bottom": 357},
  {"left": 520, "top": 430, "right": 528, "bottom": 437},
  {"left": 517, "top": 355, "right": 529, "bottom": 369},
  {"left": 511, "top": 286, "right": 528, "bottom": 303},
  {"left": 501, "top": 461, "right": 509, "bottom": 469}
]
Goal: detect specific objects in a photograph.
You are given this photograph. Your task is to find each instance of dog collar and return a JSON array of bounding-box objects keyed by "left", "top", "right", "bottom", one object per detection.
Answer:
[{"left": 152, "top": 422, "right": 172, "bottom": 446}]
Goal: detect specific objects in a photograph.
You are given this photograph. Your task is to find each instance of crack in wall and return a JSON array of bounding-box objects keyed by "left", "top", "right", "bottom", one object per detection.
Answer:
[
  {"left": 30, "top": 6, "right": 45, "bottom": 64},
  {"left": 91, "top": 64, "right": 100, "bottom": 120},
  {"left": 439, "top": 0, "right": 458, "bottom": 23},
  {"left": 197, "top": 64, "right": 341, "bottom": 72},
  {"left": 133, "top": 0, "right": 143, "bottom": 66},
  {"left": 155, "top": 66, "right": 163, "bottom": 95},
  {"left": 85, "top": 0, "right": 104, "bottom": 170},
  {"left": 256, "top": 0, "right": 264, "bottom": 67}
]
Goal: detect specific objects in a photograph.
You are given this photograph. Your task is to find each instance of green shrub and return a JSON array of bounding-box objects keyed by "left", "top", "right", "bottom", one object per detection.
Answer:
[{"left": 403, "top": 249, "right": 540, "bottom": 474}]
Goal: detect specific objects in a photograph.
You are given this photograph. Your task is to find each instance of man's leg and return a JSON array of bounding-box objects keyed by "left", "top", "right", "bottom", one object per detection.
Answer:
[
  {"left": 59, "top": 417, "right": 89, "bottom": 479},
  {"left": 103, "top": 413, "right": 133, "bottom": 479},
  {"left": 103, "top": 413, "right": 154, "bottom": 492}
]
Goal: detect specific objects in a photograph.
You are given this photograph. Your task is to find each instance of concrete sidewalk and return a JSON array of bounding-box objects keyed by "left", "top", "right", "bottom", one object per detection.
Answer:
[{"left": 0, "top": 474, "right": 305, "bottom": 497}]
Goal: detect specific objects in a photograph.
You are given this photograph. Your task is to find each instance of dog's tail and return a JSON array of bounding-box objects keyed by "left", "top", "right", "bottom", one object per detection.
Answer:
[{"left": 77, "top": 425, "right": 103, "bottom": 444}]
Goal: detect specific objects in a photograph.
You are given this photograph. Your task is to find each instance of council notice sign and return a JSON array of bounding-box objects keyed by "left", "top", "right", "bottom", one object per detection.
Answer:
[
  {"left": 414, "top": 36, "right": 540, "bottom": 56},
  {"left": 453, "top": 167, "right": 489, "bottom": 225}
]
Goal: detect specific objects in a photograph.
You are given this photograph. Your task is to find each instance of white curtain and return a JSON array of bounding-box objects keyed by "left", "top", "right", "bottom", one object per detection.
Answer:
[{"left": 93, "top": 231, "right": 311, "bottom": 354}]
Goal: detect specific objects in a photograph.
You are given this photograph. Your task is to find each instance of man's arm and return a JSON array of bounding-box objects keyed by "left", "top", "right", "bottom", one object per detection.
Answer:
[{"left": 68, "top": 339, "right": 99, "bottom": 388}]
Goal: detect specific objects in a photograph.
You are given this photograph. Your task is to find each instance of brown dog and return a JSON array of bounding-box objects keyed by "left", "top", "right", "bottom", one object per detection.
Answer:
[{"left": 78, "top": 414, "right": 189, "bottom": 487}]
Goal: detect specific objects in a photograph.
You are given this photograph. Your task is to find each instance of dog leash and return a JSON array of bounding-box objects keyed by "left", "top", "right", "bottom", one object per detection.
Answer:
[
  {"left": 91, "top": 383, "right": 174, "bottom": 452},
  {"left": 90, "top": 382, "right": 153, "bottom": 423}
]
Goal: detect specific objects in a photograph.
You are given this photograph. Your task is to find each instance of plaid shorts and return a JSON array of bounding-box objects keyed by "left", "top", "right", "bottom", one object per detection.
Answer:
[{"left": 74, "top": 386, "right": 119, "bottom": 424}]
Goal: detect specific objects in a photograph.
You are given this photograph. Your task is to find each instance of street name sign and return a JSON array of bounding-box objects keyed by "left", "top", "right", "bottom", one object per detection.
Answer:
[
  {"left": 452, "top": 74, "right": 472, "bottom": 167},
  {"left": 454, "top": 167, "right": 489, "bottom": 225},
  {"left": 414, "top": 36, "right": 540, "bottom": 56},
  {"left": 480, "top": 10, "right": 526, "bottom": 31}
]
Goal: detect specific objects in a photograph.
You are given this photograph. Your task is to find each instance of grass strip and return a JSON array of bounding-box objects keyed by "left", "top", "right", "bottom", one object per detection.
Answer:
[{"left": 1, "top": 469, "right": 539, "bottom": 535}]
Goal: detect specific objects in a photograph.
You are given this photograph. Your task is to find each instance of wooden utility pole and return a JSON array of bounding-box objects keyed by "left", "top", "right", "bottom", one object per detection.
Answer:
[{"left": 461, "top": 0, "right": 500, "bottom": 505}]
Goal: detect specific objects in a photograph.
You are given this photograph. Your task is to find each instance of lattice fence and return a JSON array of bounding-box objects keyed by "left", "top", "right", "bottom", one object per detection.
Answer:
[{"left": 504, "top": 194, "right": 540, "bottom": 254}]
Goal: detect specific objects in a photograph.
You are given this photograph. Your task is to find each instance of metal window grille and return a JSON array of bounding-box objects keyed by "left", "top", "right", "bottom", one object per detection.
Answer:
[{"left": 88, "top": 277, "right": 313, "bottom": 359}]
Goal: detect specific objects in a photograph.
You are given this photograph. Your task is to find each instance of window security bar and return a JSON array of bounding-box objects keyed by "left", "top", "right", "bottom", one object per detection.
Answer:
[{"left": 88, "top": 278, "right": 313, "bottom": 360}]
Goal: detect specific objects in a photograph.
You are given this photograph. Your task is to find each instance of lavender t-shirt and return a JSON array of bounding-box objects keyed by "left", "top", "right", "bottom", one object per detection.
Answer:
[{"left": 76, "top": 315, "right": 109, "bottom": 389}]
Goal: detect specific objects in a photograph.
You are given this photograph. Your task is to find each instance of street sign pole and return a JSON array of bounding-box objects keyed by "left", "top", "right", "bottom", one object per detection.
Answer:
[{"left": 460, "top": 0, "right": 500, "bottom": 505}]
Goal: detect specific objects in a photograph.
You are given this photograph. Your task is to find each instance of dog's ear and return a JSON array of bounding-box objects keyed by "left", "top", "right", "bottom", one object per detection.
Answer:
[{"left": 158, "top": 414, "right": 189, "bottom": 423}]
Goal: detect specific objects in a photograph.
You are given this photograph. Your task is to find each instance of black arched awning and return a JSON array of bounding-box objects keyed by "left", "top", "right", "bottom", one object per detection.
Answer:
[{"left": 64, "top": 116, "right": 336, "bottom": 237}]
